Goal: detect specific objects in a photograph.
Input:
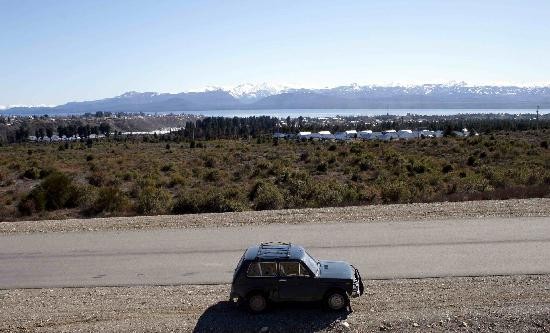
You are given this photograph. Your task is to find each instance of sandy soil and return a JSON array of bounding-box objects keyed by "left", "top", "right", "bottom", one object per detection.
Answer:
[
  {"left": 1, "top": 275, "right": 549, "bottom": 332},
  {"left": 2, "top": 198, "right": 549, "bottom": 234}
]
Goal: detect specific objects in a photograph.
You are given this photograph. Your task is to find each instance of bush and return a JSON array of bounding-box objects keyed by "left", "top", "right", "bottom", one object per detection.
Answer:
[
  {"left": 160, "top": 164, "right": 174, "bottom": 172},
  {"left": 312, "top": 181, "right": 344, "bottom": 207},
  {"left": 18, "top": 172, "right": 80, "bottom": 215},
  {"left": 91, "top": 187, "right": 129, "bottom": 214},
  {"left": 172, "top": 189, "right": 246, "bottom": 214},
  {"left": 380, "top": 181, "right": 412, "bottom": 203},
  {"left": 137, "top": 186, "right": 171, "bottom": 215},
  {"left": 203, "top": 169, "right": 221, "bottom": 182},
  {"left": 250, "top": 181, "right": 285, "bottom": 210},
  {"left": 316, "top": 162, "right": 328, "bottom": 173},
  {"left": 22, "top": 167, "right": 40, "bottom": 180},
  {"left": 87, "top": 172, "right": 108, "bottom": 187},
  {"left": 442, "top": 164, "right": 454, "bottom": 173},
  {"left": 172, "top": 194, "right": 201, "bottom": 214},
  {"left": 359, "top": 159, "right": 372, "bottom": 171}
]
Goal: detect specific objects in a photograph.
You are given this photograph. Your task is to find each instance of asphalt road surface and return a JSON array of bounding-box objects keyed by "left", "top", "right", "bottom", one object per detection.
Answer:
[{"left": 1, "top": 217, "right": 549, "bottom": 289}]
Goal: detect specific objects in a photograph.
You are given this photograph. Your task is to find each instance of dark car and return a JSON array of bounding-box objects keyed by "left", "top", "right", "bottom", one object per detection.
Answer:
[{"left": 230, "top": 242, "right": 364, "bottom": 313}]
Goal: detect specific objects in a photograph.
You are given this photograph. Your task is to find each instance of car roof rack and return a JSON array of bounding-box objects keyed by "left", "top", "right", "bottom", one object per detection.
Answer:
[{"left": 257, "top": 242, "right": 292, "bottom": 259}]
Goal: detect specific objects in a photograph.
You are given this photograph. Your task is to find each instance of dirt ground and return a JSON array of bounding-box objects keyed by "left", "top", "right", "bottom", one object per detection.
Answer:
[{"left": 1, "top": 275, "right": 549, "bottom": 332}]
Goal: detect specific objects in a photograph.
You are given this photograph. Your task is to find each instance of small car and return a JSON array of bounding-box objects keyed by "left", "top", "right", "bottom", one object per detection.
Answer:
[{"left": 229, "top": 242, "right": 364, "bottom": 313}]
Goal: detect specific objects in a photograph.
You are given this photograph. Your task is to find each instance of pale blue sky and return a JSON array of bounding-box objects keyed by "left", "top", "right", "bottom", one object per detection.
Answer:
[{"left": 1, "top": 0, "right": 549, "bottom": 106}]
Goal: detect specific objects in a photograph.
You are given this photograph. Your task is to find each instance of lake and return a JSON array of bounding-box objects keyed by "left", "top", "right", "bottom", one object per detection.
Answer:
[
  {"left": 3, "top": 108, "right": 545, "bottom": 118},
  {"left": 155, "top": 108, "right": 544, "bottom": 118}
]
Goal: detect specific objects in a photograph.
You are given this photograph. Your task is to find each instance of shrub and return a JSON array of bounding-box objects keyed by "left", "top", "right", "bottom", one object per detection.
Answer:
[
  {"left": 137, "top": 186, "right": 171, "bottom": 215},
  {"left": 87, "top": 172, "right": 107, "bottom": 187},
  {"left": 172, "top": 194, "right": 201, "bottom": 214},
  {"left": 359, "top": 159, "right": 371, "bottom": 171},
  {"left": 442, "top": 164, "right": 453, "bottom": 173},
  {"left": 203, "top": 156, "right": 216, "bottom": 168},
  {"left": 18, "top": 172, "right": 80, "bottom": 215},
  {"left": 22, "top": 167, "right": 40, "bottom": 180},
  {"left": 36, "top": 168, "right": 54, "bottom": 179},
  {"left": 91, "top": 187, "right": 129, "bottom": 214},
  {"left": 316, "top": 162, "right": 328, "bottom": 173},
  {"left": 350, "top": 144, "right": 362, "bottom": 154},
  {"left": 203, "top": 169, "right": 221, "bottom": 182},
  {"left": 380, "top": 181, "right": 412, "bottom": 203},
  {"left": 172, "top": 189, "right": 246, "bottom": 214},
  {"left": 250, "top": 181, "right": 285, "bottom": 210},
  {"left": 160, "top": 164, "right": 174, "bottom": 172},
  {"left": 312, "top": 181, "right": 344, "bottom": 207}
]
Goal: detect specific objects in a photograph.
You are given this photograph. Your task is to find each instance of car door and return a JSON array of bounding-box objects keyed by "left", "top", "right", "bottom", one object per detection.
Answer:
[
  {"left": 277, "top": 261, "right": 317, "bottom": 301},
  {"left": 245, "top": 261, "right": 278, "bottom": 297}
]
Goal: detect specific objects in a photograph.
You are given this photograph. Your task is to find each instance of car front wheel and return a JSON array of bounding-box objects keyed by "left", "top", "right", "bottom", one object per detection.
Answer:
[
  {"left": 247, "top": 293, "right": 267, "bottom": 313},
  {"left": 325, "top": 291, "right": 349, "bottom": 311}
]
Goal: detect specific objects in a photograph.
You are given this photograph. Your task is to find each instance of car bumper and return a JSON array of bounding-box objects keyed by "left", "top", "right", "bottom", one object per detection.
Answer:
[{"left": 351, "top": 266, "right": 365, "bottom": 297}]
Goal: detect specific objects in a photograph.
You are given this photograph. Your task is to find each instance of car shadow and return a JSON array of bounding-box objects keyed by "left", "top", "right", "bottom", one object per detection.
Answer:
[{"left": 192, "top": 301, "right": 349, "bottom": 333}]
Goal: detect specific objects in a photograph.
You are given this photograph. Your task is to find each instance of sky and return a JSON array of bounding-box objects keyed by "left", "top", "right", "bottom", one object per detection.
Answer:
[{"left": 1, "top": 0, "right": 549, "bottom": 106}]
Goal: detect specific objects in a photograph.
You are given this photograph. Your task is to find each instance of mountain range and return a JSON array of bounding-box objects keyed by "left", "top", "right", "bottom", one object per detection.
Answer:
[{"left": 3, "top": 83, "right": 549, "bottom": 115}]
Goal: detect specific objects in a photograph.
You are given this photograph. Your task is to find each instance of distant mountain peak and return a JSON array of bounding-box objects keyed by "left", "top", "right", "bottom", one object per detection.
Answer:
[
  {"left": 224, "top": 83, "right": 291, "bottom": 103},
  {"left": 3, "top": 82, "right": 549, "bottom": 115},
  {"left": 117, "top": 91, "right": 159, "bottom": 99}
]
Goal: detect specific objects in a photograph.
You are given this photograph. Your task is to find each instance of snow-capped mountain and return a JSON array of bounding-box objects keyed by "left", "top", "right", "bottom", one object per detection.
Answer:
[
  {"left": 2, "top": 83, "right": 549, "bottom": 115},
  {"left": 226, "top": 83, "right": 291, "bottom": 103}
]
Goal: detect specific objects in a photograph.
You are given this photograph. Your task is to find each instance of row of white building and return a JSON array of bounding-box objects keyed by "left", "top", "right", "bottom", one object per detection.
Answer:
[
  {"left": 274, "top": 129, "right": 471, "bottom": 141},
  {"left": 27, "top": 134, "right": 106, "bottom": 142}
]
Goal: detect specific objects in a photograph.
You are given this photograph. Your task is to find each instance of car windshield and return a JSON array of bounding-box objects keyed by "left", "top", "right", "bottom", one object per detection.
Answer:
[{"left": 302, "top": 251, "right": 319, "bottom": 276}]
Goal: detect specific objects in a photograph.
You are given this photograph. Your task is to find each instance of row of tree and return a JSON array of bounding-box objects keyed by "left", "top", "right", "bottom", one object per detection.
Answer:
[
  {"left": 1, "top": 120, "right": 111, "bottom": 143},
  {"left": 172, "top": 115, "right": 549, "bottom": 140},
  {"left": 177, "top": 116, "right": 279, "bottom": 139},
  {"left": 2, "top": 114, "right": 548, "bottom": 144}
]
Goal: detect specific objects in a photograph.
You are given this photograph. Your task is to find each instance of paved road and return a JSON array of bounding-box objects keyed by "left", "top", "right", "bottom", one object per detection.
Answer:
[{"left": 1, "top": 217, "right": 549, "bottom": 289}]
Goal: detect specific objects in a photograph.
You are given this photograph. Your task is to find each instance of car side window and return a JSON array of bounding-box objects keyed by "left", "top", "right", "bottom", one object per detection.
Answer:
[
  {"left": 279, "top": 261, "right": 310, "bottom": 277},
  {"left": 247, "top": 262, "right": 277, "bottom": 277}
]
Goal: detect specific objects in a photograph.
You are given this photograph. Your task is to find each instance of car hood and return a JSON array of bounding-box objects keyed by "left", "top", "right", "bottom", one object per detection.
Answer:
[{"left": 318, "top": 260, "right": 354, "bottom": 280}]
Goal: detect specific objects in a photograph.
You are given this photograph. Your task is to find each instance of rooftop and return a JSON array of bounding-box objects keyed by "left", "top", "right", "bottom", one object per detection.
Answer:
[{"left": 244, "top": 242, "right": 305, "bottom": 261}]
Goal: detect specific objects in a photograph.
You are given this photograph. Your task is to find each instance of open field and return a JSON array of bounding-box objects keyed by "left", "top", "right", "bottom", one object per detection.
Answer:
[
  {"left": 1, "top": 275, "right": 549, "bottom": 332},
  {"left": 0, "top": 130, "right": 549, "bottom": 222}
]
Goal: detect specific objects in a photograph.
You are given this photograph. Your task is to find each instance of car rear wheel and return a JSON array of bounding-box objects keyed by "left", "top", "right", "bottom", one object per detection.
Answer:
[
  {"left": 247, "top": 293, "right": 267, "bottom": 313},
  {"left": 325, "top": 291, "right": 348, "bottom": 311}
]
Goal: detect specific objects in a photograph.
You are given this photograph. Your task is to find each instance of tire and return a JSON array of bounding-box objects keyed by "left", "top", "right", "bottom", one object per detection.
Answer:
[
  {"left": 247, "top": 293, "right": 268, "bottom": 313},
  {"left": 325, "top": 290, "right": 349, "bottom": 311}
]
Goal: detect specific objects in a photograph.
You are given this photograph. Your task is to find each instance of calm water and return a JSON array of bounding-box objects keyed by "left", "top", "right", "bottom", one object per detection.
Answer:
[
  {"left": 157, "top": 108, "right": 544, "bottom": 118},
  {"left": 4, "top": 108, "right": 545, "bottom": 118}
]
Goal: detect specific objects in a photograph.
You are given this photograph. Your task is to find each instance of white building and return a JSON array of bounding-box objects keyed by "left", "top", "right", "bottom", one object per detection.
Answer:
[
  {"left": 298, "top": 131, "right": 312, "bottom": 139},
  {"left": 397, "top": 129, "right": 416, "bottom": 140},
  {"left": 318, "top": 131, "right": 335, "bottom": 140},
  {"left": 380, "top": 130, "right": 399, "bottom": 141}
]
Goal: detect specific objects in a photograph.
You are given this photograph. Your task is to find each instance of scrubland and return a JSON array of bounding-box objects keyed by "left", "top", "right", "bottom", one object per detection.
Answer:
[{"left": 0, "top": 130, "right": 548, "bottom": 221}]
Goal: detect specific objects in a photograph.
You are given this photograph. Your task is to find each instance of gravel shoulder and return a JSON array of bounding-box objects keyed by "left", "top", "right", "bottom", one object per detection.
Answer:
[
  {"left": 1, "top": 275, "right": 549, "bottom": 333},
  {"left": 2, "top": 198, "right": 550, "bottom": 234}
]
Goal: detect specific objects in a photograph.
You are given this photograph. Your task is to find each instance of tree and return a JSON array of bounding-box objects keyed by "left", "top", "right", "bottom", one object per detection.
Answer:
[{"left": 99, "top": 122, "right": 111, "bottom": 136}]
